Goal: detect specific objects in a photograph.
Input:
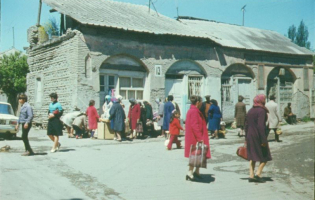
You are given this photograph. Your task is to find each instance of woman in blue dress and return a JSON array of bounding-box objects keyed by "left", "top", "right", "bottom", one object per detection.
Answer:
[
  {"left": 208, "top": 99, "right": 222, "bottom": 139},
  {"left": 47, "top": 93, "right": 63, "bottom": 152}
]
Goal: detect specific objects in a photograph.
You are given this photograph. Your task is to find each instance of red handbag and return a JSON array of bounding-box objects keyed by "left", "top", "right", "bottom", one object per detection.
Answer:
[{"left": 236, "top": 142, "right": 247, "bottom": 160}]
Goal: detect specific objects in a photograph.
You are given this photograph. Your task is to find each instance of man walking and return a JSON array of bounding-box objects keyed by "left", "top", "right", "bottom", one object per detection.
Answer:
[
  {"left": 265, "top": 95, "right": 282, "bottom": 142},
  {"left": 16, "top": 94, "right": 34, "bottom": 156}
]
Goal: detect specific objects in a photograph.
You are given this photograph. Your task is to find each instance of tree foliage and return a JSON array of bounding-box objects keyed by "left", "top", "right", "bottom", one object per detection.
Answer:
[
  {"left": 0, "top": 52, "right": 29, "bottom": 113},
  {"left": 287, "top": 20, "right": 311, "bottom": 49},
  {"left": 43, "top": 17, "right": 59, "bottom": 38}
]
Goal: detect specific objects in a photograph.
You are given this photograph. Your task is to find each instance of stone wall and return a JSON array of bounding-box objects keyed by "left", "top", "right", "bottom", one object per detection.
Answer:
[{"left": 27, "top": 31, "right": 80, "bottom": 125}]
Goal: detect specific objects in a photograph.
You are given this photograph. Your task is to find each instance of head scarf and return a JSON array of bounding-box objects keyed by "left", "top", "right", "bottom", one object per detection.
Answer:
[
  {"left": 116, "top": 95, "right": 123, "bottom": 102},
  {"left": 253, "top": 94, "right": 269, "bottom": 112},
  {"left": 155, "top": 98, "right": 160, "bottom": 104},
  {"left": 129, "top": 98, "right": 136, "bottom": 104}
]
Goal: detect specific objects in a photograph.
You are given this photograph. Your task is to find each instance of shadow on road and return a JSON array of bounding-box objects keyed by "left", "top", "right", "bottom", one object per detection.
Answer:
[
  {"left": 58, "top": 149, "right": 76, "bottom": 152},
  {"left": 240, "top": 177, "right": 274, "bottom": 182},
  {"left": 194, "top": 174, "right": 216, "bottom": 184},
  {"left": 33, "top": 152, "right": 48, "bottom": 156}
]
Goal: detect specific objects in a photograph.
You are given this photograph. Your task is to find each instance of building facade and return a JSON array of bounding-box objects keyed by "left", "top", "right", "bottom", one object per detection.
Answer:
[{"left": 26, "top": 0, "right": 314, "bottom": 126}]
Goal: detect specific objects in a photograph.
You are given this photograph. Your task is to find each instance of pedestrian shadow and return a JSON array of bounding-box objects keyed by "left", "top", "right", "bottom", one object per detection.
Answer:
[
  {"left": 58, "top": 149, "right": 76, "bottom": 152},
  {"left": 60, "top": 198, "right": 84, "bottom": 200},
  {"left": 240, "top": 177, "right": 274, "bottom": 182},
  {"left": 268, "top": 139, "right": 276, "bottom": 142},
  {"left": 194, "top": 174, "right": 215, "bottom": 184},
  {"left": 33, "top": 152, "right": 48, "bottom": 156}
]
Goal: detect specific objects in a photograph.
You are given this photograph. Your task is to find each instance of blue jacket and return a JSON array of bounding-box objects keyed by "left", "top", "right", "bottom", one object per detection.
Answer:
[{"left": 18, "top": 102, "right": 33, "bottom": 124}]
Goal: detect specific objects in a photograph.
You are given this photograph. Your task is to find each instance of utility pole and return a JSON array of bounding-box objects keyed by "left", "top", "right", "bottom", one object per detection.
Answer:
[
  {"left": 12, "top": 27, "right": 14, "bottom": 48},
  {"left": 177, "top": 7, "right": 179, "bottom": 18},
  {"left": 241, "top": 5, "right": 246, "bottom": 26}
]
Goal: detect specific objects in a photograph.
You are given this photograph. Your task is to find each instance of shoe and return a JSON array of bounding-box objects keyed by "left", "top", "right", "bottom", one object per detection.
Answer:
[
  {"left": 51, "top": 148, "right": 56, "bottom": 153},
  {"left": 157, "top": 135, "right": 164, "bottom": 138},
  {"left": 276, "top": 140, "right": 282, "bottom": 142},
  {"left": 254, "top": 175, "right": 266, "bottom": 183},
  {"left": 166, "top": 147, "right": 171, "bottom": 150},
  {"left": 114, "top": 137, "right": 117, "bottom": 140},
  {"left": 56, "top": 143, "right": 61, "bottom": 150},
  {"left": 210, "top": 136, "right": 215, "bottom": 139},
  {"left": 193, "top": 172, "right": 202, "bottom": 179},
  {"left": 186, "top": 175, "right": 194, "bottom": 181},
  {"left": 177, "top": 146, "right": 182, "bottom": 149}
]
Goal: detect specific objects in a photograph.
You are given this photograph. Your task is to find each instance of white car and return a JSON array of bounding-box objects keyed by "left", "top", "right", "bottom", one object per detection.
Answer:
[{"left": 0, "top": 102, "right": 18, "bottom": 138}]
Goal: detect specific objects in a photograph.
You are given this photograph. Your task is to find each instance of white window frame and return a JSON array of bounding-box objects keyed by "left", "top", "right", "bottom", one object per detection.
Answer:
[{"left": 119, "top": 77, "right": 144, "bottom": 100}]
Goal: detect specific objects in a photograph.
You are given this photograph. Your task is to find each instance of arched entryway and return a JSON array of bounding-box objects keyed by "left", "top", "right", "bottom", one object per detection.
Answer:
[
  {"left": 165, "top": 60, "right": 206, "bottom": 120},
  {"left": 99, "top": 54, "right": 148, "bottom": 114},
  {"left": 267, "top": 67, "right": 296, "bottom": 117},
  {"left": 221, "top": 63, "right": 255, "bottom": 121}
]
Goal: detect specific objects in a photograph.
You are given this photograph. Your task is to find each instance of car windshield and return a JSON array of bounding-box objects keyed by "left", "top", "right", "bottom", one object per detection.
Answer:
[{"left": 0, "top": 103, "right": 14, "bottom": 115}]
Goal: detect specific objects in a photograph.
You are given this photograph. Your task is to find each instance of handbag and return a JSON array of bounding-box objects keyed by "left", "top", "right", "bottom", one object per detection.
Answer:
[
  {"left": 188, "top": 142, "right": 208, "bottom": 168},
  {"left": 236, "top": 142, "right": 247, "bottom": 160},
  {"left": 136, "top": 122, "right": 143, "bottom": 133}
]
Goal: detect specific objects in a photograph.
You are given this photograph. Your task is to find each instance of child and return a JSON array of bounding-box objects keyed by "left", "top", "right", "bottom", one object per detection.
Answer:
[{"left": 167, "top": 111, "right": 184, "bottom": 150}]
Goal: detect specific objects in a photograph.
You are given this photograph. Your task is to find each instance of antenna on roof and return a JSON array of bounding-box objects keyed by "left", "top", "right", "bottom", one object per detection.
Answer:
[
  {"left": 151, "top": 0, "right": 159, "bottom": 16},
  {"left": 176, "top": 7, "right": 179, "bottom": 18},
  {"left": 148, "top": 0, "right": 151, "bottom": 13},
  {"left": 241, "top": 5, "right": 246, "bottom": 26}
]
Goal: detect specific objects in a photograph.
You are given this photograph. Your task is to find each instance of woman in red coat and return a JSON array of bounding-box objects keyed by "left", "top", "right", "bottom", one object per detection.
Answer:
[
  {"left": 85, "top": 100, "right": 99, "bottom": 138},
  {"left": 185, "top": 95, "right": 211, "bottom": 181},
  {"left": 127, "top": 98, "right": 140, "bottom": 139}
]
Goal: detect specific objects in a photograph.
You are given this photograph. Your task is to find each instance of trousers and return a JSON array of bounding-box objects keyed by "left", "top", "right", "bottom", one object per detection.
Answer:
[{"left": 22, "top": 123, "right": 33, "bottom": 152}]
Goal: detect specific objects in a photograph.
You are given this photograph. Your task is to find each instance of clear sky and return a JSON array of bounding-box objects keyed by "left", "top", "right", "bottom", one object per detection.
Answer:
[{"left": 1, "top": 0, "right": 314, "bottom": 52}]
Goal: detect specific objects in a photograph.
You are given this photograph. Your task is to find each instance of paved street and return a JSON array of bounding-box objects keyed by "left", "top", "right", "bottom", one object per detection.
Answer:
[{"left": 0, "top": 122, "right": 314, "bottom": 200}]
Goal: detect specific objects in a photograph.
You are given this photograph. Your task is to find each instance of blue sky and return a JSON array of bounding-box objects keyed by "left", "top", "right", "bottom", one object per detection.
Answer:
[{"left": 1, "top": 0, "right": 314, "bottom": 52}]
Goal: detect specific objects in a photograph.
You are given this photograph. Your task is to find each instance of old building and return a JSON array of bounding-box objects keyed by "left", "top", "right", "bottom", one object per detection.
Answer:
[{"left": 26, "top": 0, "right": 314, "bottom": 126}]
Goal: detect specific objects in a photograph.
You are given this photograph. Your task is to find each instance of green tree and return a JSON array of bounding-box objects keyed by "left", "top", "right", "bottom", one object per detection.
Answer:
[
  {"left": 43, "top": 17, "right": 59, "bottom": 38},
  {"left": 287, "top": 25, "right": 296, "bottom": 42},
  {"left": 0, "top": 52, "right": 29, "bottom": 113},
  {"left": 287, "top": 20, "right": 311, "bottom": 49}
]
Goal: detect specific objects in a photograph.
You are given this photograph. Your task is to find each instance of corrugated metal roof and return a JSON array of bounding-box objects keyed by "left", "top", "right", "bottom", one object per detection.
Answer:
[{"left": 42, "top": 0, "right": 313, "bottom": 55}]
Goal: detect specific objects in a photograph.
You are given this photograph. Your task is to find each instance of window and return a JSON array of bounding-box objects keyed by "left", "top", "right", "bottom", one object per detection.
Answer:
[
  {"left": 85, "top": 55, "right": 92, "bottom": 78},
  {"left": 221, "top": 79, "right": 232, "bottom": 102},
  {"left": 303, "top": 67, "right": 309, "bottom": 91},
  {"left": 100, "top": 75, "right": 116, "bottom": 95},
  {"left": 35, "top": 78, "right": 42, "bottom": 103},
  {"left": 120, "top": 77, "right": 144, "bottom": 100},
  {"left": 188, "top": 76, "right": 202, "bottom": 98}
]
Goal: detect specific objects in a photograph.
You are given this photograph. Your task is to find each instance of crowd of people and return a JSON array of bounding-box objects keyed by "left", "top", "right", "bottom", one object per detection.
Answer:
[{"left": 15, "top": 92, "right": 299, "bottom": 183}]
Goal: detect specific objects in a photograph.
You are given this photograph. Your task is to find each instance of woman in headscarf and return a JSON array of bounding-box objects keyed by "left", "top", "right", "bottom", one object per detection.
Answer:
[
  {"left": 185, "top": 95, "right": 211, "bottom": 181},
  {"left": 245, "top": 94, "right": 272, "bottom": 183},
  {"left": 102, "top": 95, "right": 113, "bottom": 119},
  {"left": 109, "top": 95, "right": 126, "bottom": 142},
  {"left": 127, "top": 98, "right": 140, "bottom": 139}
]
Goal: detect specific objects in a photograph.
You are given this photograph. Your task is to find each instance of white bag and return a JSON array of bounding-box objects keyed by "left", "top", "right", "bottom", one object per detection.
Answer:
[{"left": 153, "top": 122, "right": 161, "bottom": 131}]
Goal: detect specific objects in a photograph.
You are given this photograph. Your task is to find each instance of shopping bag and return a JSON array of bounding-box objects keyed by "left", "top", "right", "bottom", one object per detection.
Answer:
[
  {"left": 188, "top": 142, "right": 208, "bottom": 168},
  {"left": 153, "top": 122, "right": 161, "bottom": 131},
  {"left": 125, "top": 120, "right": 130, "bottom": 134},
  {"left": 136, "top": 122, "right": 143, "bottom": 133},
  {"left": 236, "top": 142, "right": 247, "bottom": 160},
  {"left": 276, "top": 127, "right": 282, "bottom": 135}
]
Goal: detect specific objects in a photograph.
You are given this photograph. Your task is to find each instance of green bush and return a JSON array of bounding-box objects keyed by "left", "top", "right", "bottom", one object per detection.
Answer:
[{"left": 302, "top": 116, "right": 311, "bottom": 122}]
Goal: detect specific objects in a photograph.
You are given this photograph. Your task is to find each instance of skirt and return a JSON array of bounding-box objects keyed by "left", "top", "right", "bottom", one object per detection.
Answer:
[{"left": 47, "top": 117, "right": 63, "bottom": 136}]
